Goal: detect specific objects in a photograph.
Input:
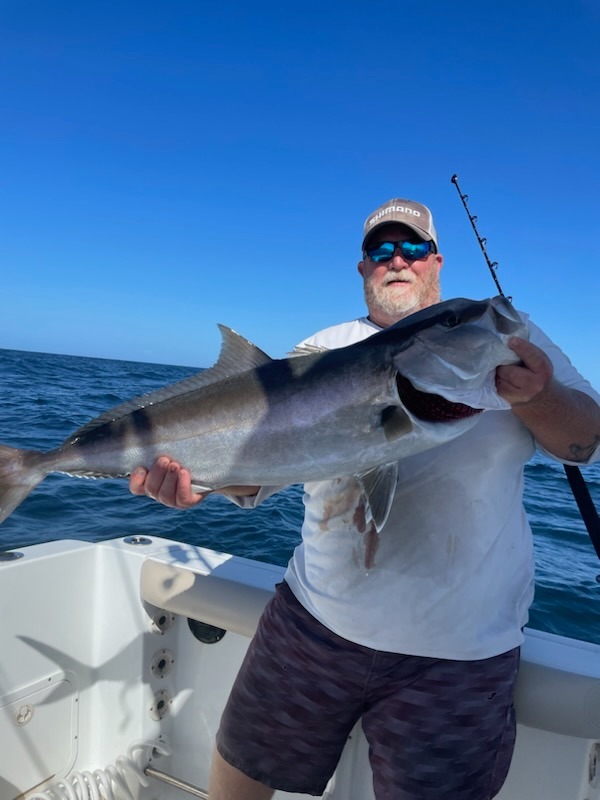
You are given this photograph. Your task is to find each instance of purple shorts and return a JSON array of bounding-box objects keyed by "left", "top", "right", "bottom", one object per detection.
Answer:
[{"left": 216, "top": 582, "right": 520, "bottom": 799}]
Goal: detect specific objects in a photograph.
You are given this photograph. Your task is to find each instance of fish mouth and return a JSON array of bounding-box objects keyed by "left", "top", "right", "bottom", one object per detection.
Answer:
[{"left": 396, "top": 374, "right": 483, "bottom": 422}]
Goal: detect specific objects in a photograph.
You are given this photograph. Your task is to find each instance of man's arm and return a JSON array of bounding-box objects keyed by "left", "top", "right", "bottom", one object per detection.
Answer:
[{"left": 496, "top": 338, "right": 600, "bottom": 463}]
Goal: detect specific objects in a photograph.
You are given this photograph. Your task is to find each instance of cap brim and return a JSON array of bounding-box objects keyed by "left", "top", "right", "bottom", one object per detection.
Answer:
[{"left": 362, "top": 220, "right": 435, "bottom": 248}]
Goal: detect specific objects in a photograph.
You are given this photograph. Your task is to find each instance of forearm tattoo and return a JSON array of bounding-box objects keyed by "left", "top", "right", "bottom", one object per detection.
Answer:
[{"left": 569, "top": 434, "right": 600, "bottom": 462}]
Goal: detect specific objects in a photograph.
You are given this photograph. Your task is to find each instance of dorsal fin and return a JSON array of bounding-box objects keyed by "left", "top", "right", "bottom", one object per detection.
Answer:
[
  {"left": 215, "top": 324, "right": 273, "bottom": 373},
  {"left": 65, "top": 326, "right": 273, "bottom": 442}
]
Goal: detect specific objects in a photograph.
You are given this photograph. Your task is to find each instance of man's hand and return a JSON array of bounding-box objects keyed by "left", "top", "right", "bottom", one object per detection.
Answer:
[
  {"left": 496, "top": 337, "right": 554, "bottom": 407},
  {"left": 129, "top": 457, "right": 261, "bottom": 508},
  {"left": 496, "top": 338, "right": 600, "bottom": 462},
  {"left": 129, "top": 457, "right": 209, "bottom": 509}
]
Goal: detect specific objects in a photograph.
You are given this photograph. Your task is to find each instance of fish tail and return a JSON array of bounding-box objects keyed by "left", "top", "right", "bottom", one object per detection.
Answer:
[{"left": 0, "top": 444, "right": 45, "bottom": 524}]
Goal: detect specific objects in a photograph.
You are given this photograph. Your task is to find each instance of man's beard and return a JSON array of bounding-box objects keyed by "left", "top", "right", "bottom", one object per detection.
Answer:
[{"left": 364, "top": 269, "right": 441, "bottom": 321}]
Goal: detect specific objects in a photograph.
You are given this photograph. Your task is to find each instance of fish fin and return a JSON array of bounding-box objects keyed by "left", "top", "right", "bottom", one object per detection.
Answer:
[
  {"left": 356, "top": 462, "right": 398, "bottom": 533},
  {"left": 381, "top": 406, "right": 413, "bottom": 441},
  {"left": 190, "top": 482, "right": 212, "bottom": 493},
  {"left": 67, "top": 326, "right": 274, "bottom": 439},
  {"left": 287, "top": 343, "right": 329, "bottom": 357},
  {"left": 215, "top": 325, "right": 273, "bottom": 372},
  {"left": 0, "top": 445, "right": 45, "bottom": 523}
]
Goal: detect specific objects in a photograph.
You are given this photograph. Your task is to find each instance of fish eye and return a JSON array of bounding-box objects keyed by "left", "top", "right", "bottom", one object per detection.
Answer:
[{"left": 442, "top": 313, "right": 462, "bottom": 328}]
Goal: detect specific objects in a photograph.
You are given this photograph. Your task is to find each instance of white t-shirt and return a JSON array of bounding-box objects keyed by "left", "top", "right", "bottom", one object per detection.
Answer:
[{"left": 247, "top": 314, "right": 600, "bottom": 660}]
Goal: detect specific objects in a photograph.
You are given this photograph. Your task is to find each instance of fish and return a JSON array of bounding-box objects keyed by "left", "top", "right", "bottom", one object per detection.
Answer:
[{"left": 0, "top": 295, "right": 527, "bottom": 531}]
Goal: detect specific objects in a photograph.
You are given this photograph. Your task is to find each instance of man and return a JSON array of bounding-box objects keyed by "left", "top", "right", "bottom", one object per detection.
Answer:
[{"left": 131, "top": 198, "right": 600, "bottom": 799}]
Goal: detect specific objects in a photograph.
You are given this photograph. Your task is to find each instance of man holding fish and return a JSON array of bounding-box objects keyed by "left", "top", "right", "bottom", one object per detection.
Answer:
[{"left": 131, "top": 198, "right": 600, "bottom": 800}]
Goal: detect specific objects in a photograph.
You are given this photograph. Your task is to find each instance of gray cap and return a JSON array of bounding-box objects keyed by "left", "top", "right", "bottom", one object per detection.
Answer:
[{"left": 363, "top": 198, "right": 438, "bottom": 250}]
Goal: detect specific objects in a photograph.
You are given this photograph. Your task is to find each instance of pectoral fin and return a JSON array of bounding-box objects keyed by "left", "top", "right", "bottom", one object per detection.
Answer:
[{"left": 356, "top": 462, "right": 399, "bottom": 533}]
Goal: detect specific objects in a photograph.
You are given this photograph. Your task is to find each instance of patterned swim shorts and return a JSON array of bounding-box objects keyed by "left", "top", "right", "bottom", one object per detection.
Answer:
[{"left": 216, "top": 582, "right": 520, "bottom": 799}]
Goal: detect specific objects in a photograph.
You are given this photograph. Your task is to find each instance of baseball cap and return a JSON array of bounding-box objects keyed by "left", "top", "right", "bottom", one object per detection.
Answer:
[{"left": 362, "top": 198, "right": 438, "bottom": 250}]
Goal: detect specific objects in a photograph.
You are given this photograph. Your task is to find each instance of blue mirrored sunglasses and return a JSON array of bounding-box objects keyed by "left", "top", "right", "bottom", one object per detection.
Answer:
[{"left": 365, "top": 239, "right": 434, "bottom": 263}]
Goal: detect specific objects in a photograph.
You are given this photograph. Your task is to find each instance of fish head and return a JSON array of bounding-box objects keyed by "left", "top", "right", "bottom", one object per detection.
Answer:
[{"left": 389, "top": 296, "right": 528, "bottom": 412}]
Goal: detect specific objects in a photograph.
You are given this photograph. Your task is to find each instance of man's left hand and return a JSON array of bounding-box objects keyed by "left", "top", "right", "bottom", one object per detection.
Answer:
[{"left": 496, "top": 337, "right": 554, "bottom": 407}]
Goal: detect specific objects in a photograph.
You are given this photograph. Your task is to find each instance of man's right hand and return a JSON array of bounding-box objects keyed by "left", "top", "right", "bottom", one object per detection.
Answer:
[
  {"left": 129, "top": 457, "right": 209, "bottom": 509},
  {"left": 129, "top": 457, "right": 260, "bottom": 508}
]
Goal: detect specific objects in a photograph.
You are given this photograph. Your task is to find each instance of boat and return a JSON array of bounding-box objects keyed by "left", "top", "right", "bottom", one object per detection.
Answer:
[{"left": 1, "top": 533, "right": 599, "bottom": 799}]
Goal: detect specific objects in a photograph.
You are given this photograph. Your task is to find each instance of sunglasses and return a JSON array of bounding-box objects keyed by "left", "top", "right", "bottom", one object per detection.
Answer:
[{"left": 365, "top": 239, "right": 435, "bottom": 263}]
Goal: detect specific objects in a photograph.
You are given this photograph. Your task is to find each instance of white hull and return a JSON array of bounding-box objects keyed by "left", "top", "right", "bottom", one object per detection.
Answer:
[{"left": 1, "top": 535, "right": 599, "bottom": 799}]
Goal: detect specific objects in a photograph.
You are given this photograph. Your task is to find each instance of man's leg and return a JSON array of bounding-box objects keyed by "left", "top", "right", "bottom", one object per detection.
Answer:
[
  {"left": 209, "top": 749, "right": 275, "bottom": 800},
  {"left": 213, "top": 582, "right": 369, "bottom": 795},
  {"left": 361, "top": 647, "right": 520, "bottom": 800}
]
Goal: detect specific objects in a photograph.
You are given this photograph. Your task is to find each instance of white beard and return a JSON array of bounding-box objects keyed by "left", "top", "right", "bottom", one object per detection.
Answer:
[{"left": 364, "top": 269, "right": 441, "bottom": 319}]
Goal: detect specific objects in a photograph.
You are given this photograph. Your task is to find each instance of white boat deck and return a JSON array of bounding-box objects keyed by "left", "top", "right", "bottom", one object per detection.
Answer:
[{"left": 1, "top": 535, "right": 599, "bottom": 799}]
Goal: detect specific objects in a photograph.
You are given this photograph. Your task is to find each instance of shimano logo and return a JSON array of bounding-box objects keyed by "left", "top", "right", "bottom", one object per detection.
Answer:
[{"left": 368, "top": 205, "right": 421, "bottom": 227}]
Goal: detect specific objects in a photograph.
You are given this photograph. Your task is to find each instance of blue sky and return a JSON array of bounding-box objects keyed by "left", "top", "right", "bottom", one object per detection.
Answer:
[{"left": 1, "top": 0, "right": 599, "bottom": 389}]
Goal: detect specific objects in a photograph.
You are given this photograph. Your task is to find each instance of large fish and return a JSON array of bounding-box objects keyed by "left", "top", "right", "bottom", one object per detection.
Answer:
[{"left": 0, "top": 296, "right": 527, "bottom": 531}]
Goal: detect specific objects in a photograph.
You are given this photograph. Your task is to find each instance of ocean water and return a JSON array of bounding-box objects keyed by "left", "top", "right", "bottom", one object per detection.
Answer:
[{"left": 0, "top": 347, "right": 599, "bottom": 645}]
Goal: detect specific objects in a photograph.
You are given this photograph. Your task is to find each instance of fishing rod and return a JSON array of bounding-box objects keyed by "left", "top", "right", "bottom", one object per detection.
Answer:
[
  {"left": 450, "top": 175, "right": 507, "bottom": 299},
  {"left": 450, "top": 174, "right": 600, "bottom": 564}
]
